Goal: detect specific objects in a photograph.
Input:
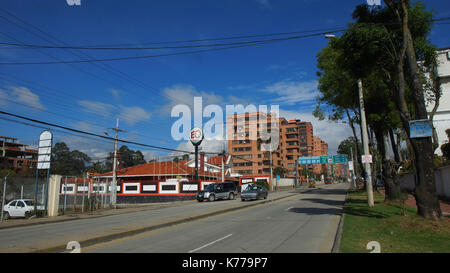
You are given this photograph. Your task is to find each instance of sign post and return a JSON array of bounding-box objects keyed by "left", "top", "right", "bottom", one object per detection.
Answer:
[
  {"left": 409, "top": 119, "right": 433, "bottom": 138},
  {"left": 35, "top": 130, "right": 52, "bottom": 215},
  {"left": 190, "top": 128, "right": 204, "bottom": 182}
]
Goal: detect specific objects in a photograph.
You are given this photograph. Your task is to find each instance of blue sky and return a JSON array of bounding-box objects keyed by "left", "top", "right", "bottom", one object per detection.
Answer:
[{"left": 0, "top": 0, "right": 449, "bottom": 161}]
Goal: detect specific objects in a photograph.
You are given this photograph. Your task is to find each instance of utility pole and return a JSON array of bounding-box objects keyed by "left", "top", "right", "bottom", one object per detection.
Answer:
[
  {"left": 270, "top": 148, "right": 274, "bottom": 190},
  {"left": 1, "top": 172, "right": 12, "bottom": 222},
  {"left": 358, "top": 79, "right": 374, "bottom": 207},
  {"left": 350, "top": 147, "right": 357, "bottom": 190},
  {"left": 108, "top": 118, "right": 125, "bottom": 209},
  {"left": 221, "top": 123, "right": 225, "bottom": 183}
]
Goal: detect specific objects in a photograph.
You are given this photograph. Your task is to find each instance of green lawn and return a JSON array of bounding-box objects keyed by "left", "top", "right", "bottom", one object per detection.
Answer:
[{"left": 339, "top": 190, "right": 450, "bottom": 253}]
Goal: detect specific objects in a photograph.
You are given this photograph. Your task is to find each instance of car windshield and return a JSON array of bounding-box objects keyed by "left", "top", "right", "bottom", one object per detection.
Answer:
[
  {"left": 243, "top": 185, "right": 258, "bottom": 192},
  {"left": 24, "top": 200, "right": 34, "bottom": 206},
  {"left": 205, "top": 184, "right": 215, "bottom": 191}
]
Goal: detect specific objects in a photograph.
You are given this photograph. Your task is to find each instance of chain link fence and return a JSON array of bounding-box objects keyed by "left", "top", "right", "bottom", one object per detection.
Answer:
[{"left": 0, "top": 176, "right": 48, "bottom": 205}]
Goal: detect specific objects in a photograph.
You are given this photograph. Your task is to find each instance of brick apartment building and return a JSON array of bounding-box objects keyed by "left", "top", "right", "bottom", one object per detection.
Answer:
[
  {"left": 0, "top": 136, "right": 38, "bottom": 171},
  {"left": 227, "top": 112, "right": 328, "bottom": 178}
]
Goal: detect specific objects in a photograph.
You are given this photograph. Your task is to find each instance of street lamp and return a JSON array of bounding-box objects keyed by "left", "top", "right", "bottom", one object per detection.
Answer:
[{"left": 1, "top": 171, "right": 13, "bottom": 222}]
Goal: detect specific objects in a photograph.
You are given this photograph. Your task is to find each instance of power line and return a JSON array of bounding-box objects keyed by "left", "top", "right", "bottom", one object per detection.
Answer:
[
  {"left": 0, "top": 15, "right": 181, "bottom": 107},
  {"left": 0, "top": 30, "right": 347, "bottom": 65},
  {"left": 2, "top": 15, "right": 449, "bottom": 65},
  {"left": 0, "top": 110, "right": 209, "bottom": 155},
  {"left": 0, "top": 9, "right": 192, "bottom": 105},
  {"left": 2, "top": 16, "right": 448, "bottom": 50},
  {"left": 0, "top": 29, "right": 346, "bottom": 50}
]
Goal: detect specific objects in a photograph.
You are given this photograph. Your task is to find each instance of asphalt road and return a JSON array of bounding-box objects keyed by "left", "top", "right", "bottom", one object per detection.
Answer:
[
  {"left": 84, "top": 183, "right": 349, "bottom": 253},
  {"left": 0, "top": 186, "right": 302, "bottom": 252}
]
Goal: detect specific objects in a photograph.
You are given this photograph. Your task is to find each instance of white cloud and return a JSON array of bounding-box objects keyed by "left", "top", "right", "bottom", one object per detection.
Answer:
[
  {"left": 78, "top": 100, "right": 114, "bottom": 118},
  {"left": 119, "top": 105, "right": 151, "bottom": 126},
  {"left": 77, "top": 100, "right": 151, "bottom": 126},
  {"left": 9, "top": 86, "right": 46, "bottom": 110},
  {"left": 160, "top": 84, "right": 225, "bottom": 114},
  {"left": 0, "top": 90, "right": 7, "bottom": 106},
  {"left": 56, "top": 134, "right": 113, "bottom": 162},
  {"left": 140, "top": 150, "right": 159, "bottom": 161},
  {"left": 262, "top": 80, "right": 319, "bottom": 106},
  {"left": 255, "top": 0, "right": 271, "bottom": 9}
]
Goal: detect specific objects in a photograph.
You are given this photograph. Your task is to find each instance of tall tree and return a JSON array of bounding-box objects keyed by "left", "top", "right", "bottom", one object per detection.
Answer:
[
  {"left": 51, "top": 142, "right": 91, "bottom": 176},
  {"left": 382, "top": 0, "right": 442, "bottom": 219},
  {"left": 105, "top": 145, "right": 146, "bottom": 169}
]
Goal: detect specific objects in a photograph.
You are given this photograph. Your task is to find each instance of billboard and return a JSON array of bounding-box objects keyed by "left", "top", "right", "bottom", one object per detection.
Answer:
[{"left": 37, "top": 130, "right": 52, "bottom": 170}]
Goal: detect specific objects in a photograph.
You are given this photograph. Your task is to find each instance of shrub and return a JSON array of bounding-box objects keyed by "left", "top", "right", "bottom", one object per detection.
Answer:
[{"left": 255, "top": 180, "right": 270, "bottom": 191}]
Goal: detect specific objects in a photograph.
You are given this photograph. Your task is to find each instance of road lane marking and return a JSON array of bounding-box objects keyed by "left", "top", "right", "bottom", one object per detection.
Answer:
[
  {"left": 285, "top": 207, "right": 294, "bottom": 212},
  {"left": 188, "top": 234, "right": 233, "bottom": 253}
]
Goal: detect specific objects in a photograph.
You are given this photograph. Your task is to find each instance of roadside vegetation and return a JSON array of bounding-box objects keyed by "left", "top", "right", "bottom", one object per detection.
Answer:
[{"left": 339, "top": 190, "right": 450, "bottom": 253}]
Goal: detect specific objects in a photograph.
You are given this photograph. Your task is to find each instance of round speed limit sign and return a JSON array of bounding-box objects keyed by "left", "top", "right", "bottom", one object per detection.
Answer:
[{"left": 189, "top": 127, "right": 204, "bottom": 145}]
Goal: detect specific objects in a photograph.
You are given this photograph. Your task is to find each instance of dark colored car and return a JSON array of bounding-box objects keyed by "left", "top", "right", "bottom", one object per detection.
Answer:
[
  {"left": 197, "top": 182, "right": 237, "bottom": 202},
  {"left": 240, "top": 184, "right": 268, "bottom": 201}
]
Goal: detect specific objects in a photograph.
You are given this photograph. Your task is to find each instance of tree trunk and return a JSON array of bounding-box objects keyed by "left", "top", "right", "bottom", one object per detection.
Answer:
[
  {"left": 385, "top": 0, "right": 442, "bottom": 219},
  {"left": 375, "top": 129, "right": 402, "bottom": 201},
  {"left": 346, "top": 109, "right": 364, "bottom": 179},
  {"left": 389, "top": 129, "right": 402, "bottom": 163},
  {"left": 401, "top": 1, "right": 441, "bottom": 220}
]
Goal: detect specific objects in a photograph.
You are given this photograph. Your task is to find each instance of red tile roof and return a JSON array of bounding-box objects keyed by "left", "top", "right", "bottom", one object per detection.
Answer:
[
  {"left": 208, "top": 155, "right": 231, "bottom": 165},
  {"left": 98, "top": 160, "right": 224, "bottom": 178}
]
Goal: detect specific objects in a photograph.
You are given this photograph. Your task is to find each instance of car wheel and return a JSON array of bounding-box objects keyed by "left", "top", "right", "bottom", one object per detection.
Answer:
[
  {"left": 264, "top": 195, "right": 267, "bottom": 199},
  {"left": 3, "top": 212, "right": 10, "bottom": 220},
  {"left": 241, "top": 198, "right": 245, "bottom": 202},
  {"left": 209, "top": 194, "right": 215, "bottom": 202},
  {"left": 197, "top": 198, "right": 203, "bottom": 202},
  {"left": 229, "top": 193, "right": 235, "bottom": 200}
]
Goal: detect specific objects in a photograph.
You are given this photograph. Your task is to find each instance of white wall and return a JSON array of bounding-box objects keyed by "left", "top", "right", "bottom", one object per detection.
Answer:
[
  {"left": 397, "top": 165, "right": 450, "bottom": 198},
  {"left": 426, "top": 49, "right": 450, "bottom": 155}
]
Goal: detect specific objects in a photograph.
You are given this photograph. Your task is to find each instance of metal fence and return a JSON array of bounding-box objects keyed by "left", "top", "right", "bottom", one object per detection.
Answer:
[
  {"left": 0, "top": 176, "right": 48, "bottom": 205},
  {"left": 59, "top": 176, "right": 113, "bottom": 214}
]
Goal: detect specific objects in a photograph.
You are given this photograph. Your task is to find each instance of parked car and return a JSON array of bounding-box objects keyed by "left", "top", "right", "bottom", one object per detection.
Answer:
[
  {"left": 2, "top": 199, "right": 44, "bottom": 219},
  {"left": 241, "top": 184, "right": 268, "bottom": 201},
  {"left": 197, "top": 182, "right": 237, "bottom": 202},
  {"left": 325, "top": 178, "right": 333, "bottom": 184}
]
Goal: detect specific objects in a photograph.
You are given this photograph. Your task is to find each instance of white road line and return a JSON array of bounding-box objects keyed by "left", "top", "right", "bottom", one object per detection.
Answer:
[
  {"left": 285, "top": 207, "right": 294, "bottom": 211},
  {"left": 188, "top": 234, "right": 233, "bottom": 253}
]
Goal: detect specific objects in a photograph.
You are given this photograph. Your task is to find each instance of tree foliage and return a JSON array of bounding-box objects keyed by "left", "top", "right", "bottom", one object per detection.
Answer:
[{"left": 51, "top": 142, "right": 91, "bottom": 176}]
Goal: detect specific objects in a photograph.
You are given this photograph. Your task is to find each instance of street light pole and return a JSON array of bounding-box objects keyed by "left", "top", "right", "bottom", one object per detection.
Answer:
[
  {"left": 109, "top": 118, "right": 125, "bottom": 209},
  {"left": 1, "top": 171, "right": 12, "bottom": 222},
  {"left": 350, "top": 147, "right": 357, "bottom": 190},
  {"left": 358, "top": 79, "right": 374, "bottom": 207}
]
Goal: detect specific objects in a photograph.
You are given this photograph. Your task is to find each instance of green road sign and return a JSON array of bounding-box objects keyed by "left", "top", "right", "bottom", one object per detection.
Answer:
[
  {"left": 320, "top": 155, "right": 333, "bottom": 164},
  {"left": 333, "top": 154, "right": 347, "bottom": 163}
]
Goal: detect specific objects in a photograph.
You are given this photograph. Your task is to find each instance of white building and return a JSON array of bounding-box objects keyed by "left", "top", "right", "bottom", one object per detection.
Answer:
[{"left": 426, "top": 47, "right": 450, "bottom": 155}]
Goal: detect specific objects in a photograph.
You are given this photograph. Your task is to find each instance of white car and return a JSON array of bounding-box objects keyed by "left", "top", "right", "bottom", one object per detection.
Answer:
[{"left": 2, "top": 199, "right": 44, "bottom": 219}]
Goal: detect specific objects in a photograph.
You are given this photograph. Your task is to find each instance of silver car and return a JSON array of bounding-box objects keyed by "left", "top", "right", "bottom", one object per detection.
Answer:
[{"left": 241, "top": 184, "right": 268, "bottom": 201}]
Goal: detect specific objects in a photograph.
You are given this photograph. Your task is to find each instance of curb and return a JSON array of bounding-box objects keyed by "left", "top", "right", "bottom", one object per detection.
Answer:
[
  {"left": 331, "top": 191, "right": 349, "bottom": 253},
  {"left": 30, "top": 188, "right": 317, "bottom": 253}
]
